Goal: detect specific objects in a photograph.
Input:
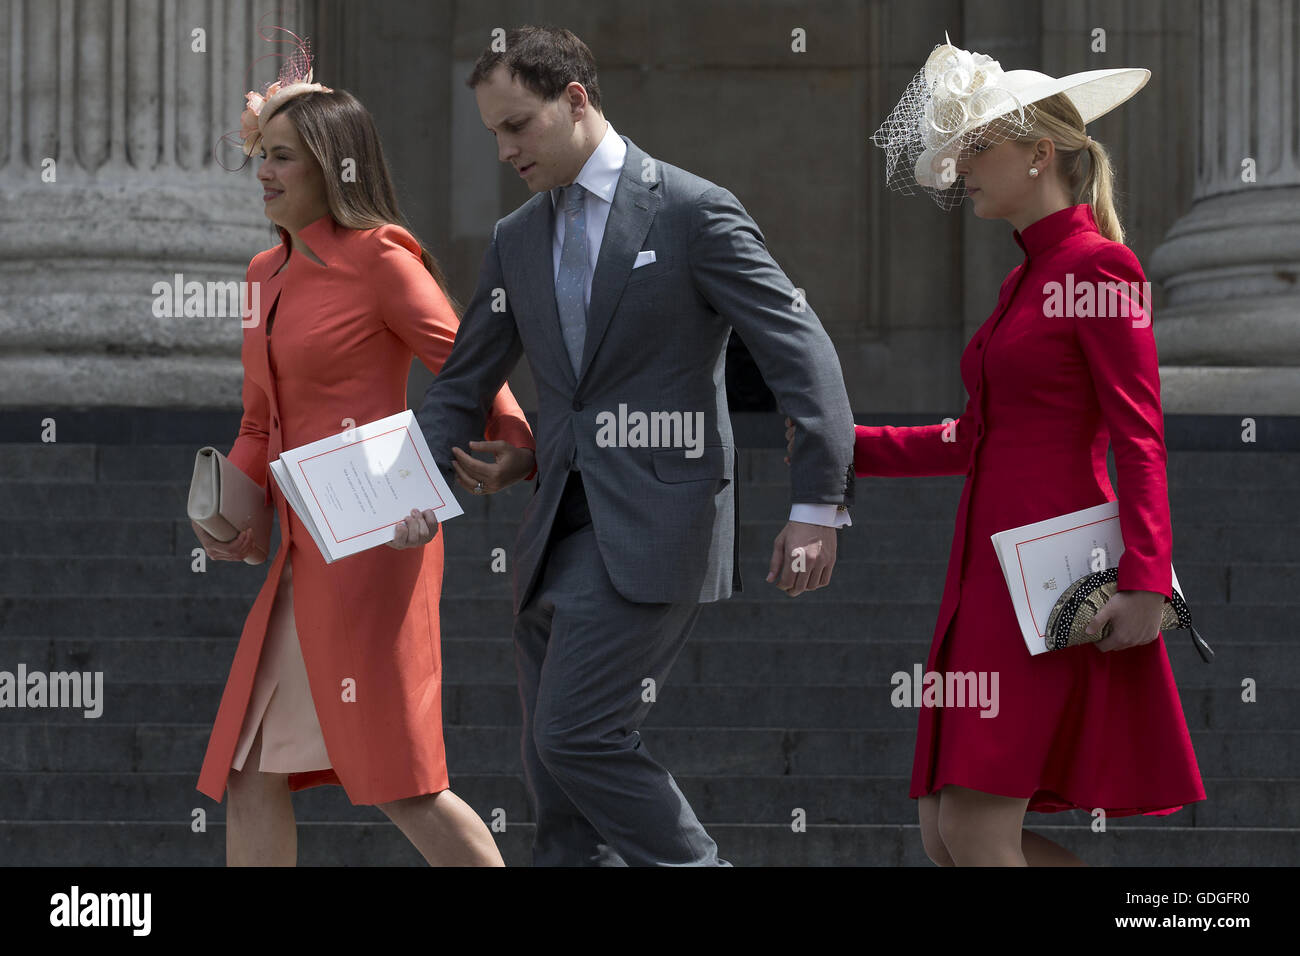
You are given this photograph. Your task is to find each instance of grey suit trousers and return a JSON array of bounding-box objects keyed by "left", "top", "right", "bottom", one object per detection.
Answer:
[{"left": 512, "top": 471, "right": 729, "bottom": 866}]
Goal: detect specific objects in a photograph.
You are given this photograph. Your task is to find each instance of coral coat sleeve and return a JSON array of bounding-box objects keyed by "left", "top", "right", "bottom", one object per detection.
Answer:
[
  {"left": 370, "top": 225, "right": 535, "bottom": 458},
  {"left": 226, "top": 260, "right": 271, "bottom": 495},
  {"left": 1073, "top": 245, "right": 1173, "bottom": 600}
]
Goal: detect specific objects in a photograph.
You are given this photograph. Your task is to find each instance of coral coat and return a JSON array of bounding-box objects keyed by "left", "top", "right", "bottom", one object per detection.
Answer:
[
  {"left": 196, "top": 214, "right": 534, "bottom": 805},
  {"left": 856, "top": 205, "right": 1205, "bottom": 816}
]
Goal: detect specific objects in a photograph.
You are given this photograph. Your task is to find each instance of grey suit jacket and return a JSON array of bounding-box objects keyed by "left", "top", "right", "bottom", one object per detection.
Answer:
[{"left": 416, "top": 135, "right": 854, "bottom": 613}]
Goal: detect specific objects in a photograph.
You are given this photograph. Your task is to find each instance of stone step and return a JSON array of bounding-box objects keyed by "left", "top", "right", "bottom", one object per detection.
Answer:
[
  {"left": 0, "top": 681, "right": 1290, "bottom": 729},
  {"left": 4, "top": 443, "right": 1298, "bottom": 488},
  {"left": 0, "top": 636, "right": 1291, "bottom": 688},
  {"left": 1, "top": 477, "right": 1293, "bottom": 524},
  {"left": 0, "top": 554, "right": 1289, "bottom": 606},
  {"left": 2, "top": 517, "right": 1294, "bottom": 565},
  {"left": 4, "top": 724, "right": 1294, "bottom": 781},
  {"left": 2, "top": 771, "right": 1293, "bottom": 828},
  {"left": 2, "top": 436, "right": 1293, "bottom": 868},
  {"left": 1, "top": 594, "right": 1288, "bottom": 640},
  {"left": 4, "top": 820, "right": 1294, "bottom": 866},
  {"left": 0, "top": 478, "right": 536, "bottom": 521},
  {"left": 753, "top": 450, "right": 1300, "bottom": 489}
]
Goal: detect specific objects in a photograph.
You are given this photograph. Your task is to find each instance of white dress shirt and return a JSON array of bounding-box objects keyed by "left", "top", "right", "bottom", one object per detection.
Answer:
[{"left": 551, "top": 121, "right": 849, "bottom": 530}]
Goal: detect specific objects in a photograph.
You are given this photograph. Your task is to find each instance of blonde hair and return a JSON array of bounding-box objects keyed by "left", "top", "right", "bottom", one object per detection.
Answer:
[
  {"left": 1014, "top": 92, "right": 1125, "bottom": 243},
  {"left": 274, "top": 89, "right": 464, "bottom": 317}
]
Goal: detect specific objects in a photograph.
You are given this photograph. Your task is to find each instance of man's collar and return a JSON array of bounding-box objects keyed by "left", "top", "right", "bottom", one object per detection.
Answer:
[{"left": 549, "top": 120, "right": 625, "bottom": 208}]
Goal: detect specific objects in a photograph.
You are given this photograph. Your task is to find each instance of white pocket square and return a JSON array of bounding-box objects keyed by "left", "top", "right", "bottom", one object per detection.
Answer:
[{"left": 632, "top": 250, "right": 657, "bottom": 269}]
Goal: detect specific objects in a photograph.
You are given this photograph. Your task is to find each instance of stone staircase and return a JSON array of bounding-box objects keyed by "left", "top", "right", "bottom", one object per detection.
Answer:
[{"left": 1, "top": 427, "right": 1296, "bottom": 865}]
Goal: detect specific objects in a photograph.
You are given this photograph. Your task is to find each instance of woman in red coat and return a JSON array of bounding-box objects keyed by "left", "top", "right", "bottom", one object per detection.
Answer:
[
  {"left": 797, "top": 39, "right": 1205, "bottom": 865},
  {"left": 192, "top": 44, "right": 536, "bottom": 865}
]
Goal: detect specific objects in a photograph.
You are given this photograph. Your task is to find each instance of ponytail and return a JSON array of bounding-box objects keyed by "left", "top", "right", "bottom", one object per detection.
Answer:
[{"left": 1081, "top": 138, "right": 1123, "bottom": 244}]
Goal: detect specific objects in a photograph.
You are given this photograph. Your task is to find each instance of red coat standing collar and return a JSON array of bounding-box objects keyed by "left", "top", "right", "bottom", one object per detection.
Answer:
[{"left": 1012, "top": 203, "right": 1099, "bottom": 258}]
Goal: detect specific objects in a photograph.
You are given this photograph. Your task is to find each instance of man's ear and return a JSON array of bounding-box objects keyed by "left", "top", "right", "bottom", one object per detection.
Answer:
[{"left": 566, "top": 81, "right": 589, "bottom": 118}]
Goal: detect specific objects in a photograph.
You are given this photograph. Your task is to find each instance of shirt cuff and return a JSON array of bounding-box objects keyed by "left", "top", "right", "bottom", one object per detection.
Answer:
[{"left": 789, "top": 503, "right": 851, "bottom": 528}]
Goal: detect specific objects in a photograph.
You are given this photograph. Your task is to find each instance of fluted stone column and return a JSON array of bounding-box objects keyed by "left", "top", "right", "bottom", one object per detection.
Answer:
[
  {"left": 1149, "top": 0, "right": 1300, "bottom": 415},
  {"left": 0, "top": 0, "right": 303, "bottom": 407}
]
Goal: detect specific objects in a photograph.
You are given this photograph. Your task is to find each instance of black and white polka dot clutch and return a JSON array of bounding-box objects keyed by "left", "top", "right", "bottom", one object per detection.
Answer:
[{"left": 1044, "top": 567, "right": 1214, "bottom": 662}]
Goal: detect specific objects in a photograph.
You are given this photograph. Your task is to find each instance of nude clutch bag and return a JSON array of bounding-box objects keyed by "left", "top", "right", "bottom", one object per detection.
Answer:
[{"left": 187, "top": 447, "right": 274, "bottom": 565}]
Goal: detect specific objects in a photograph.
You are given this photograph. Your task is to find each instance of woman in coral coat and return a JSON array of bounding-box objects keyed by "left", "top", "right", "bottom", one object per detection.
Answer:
[
  {"left": 796, "top": 41, "right": 1205, "bottom": 865},
  {"left": 192, "top": 76, "right": 535, "bottom": 865}
]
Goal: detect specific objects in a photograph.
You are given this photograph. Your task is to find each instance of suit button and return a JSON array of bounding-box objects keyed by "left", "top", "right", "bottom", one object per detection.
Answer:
[
  {"left": 572, "top": 400, "right": 584, "bottom": 411},
  {"left": 975, "top": 341, "right": 983, "bottom": 349}
]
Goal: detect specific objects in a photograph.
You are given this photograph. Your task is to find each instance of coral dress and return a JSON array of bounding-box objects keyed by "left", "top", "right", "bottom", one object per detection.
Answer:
[
  {"left": 855, "top": 204, "right": 1205, "bottom": 816},
  {"left": 196, "top": 214, "right": 534, "bottom": 805}
]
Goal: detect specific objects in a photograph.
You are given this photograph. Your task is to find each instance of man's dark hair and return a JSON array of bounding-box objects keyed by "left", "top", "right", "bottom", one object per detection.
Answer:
[{"left": 466, "top": 24, "right": 602, "bottom": 112}]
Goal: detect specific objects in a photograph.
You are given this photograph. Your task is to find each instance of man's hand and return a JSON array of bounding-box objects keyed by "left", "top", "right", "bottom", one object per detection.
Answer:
[
  {"left": 451, "top": 440, "right": 536, "bottom": 496},
  {"left": 766, "top": 520, "right": 837, "bottom": 596}
]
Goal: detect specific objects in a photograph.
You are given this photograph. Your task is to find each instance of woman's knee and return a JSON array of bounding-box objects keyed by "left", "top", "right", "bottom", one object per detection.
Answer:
[
  {"left": 226, "top": 763, "right": 289, "bottom": 808},
  {"left": 376, "top": 790, "right": 443, "bottom": 826},
  {"left": 936, "top": 785, "right": 1025, "bottom": 860},
  {"left": 917, "top": 794, "right": 954, "bottom": 866}
]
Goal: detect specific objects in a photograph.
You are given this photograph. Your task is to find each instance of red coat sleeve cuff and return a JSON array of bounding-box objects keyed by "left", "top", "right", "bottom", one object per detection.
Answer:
[{"left": 1117, "top": 554, "right": 1173, "bottom": 601}]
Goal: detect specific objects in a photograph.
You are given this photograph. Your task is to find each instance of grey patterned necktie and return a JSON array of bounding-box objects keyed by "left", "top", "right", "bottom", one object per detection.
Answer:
[{"left": 555, "top": 183, "right": 588, "bottom": 376}]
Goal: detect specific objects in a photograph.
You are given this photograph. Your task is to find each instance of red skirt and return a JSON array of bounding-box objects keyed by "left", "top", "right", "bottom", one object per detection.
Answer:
[{"left": 910, "top": 564, "right": 1207, "bottom": 817}]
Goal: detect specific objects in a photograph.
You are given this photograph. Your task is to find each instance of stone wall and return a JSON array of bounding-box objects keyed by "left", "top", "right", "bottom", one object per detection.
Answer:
[{"left": 6, "top": 0, "right": 1294, "bottom": 415}]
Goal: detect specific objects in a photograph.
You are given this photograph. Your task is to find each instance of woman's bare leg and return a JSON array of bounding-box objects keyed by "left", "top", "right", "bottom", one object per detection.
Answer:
[
  {"left": 917, "top": 792, "right": 955, "bottom": 866},
  {"left": 937, "top": 784, "right": 1029, "bottom": 866},
  {"left": 377, "top": 790, "right": 505, "bottom": 866},
  {"left": 1022, "top": 828, "right": 1087, "bottom": 866},
  {"left": 225, "top": 724, "right": 297, "bottom": 866}
]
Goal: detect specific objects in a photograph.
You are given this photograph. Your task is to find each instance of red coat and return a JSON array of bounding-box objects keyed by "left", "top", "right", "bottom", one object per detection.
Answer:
[
  {"left": 196, "top": 215, "right": 534, "bottom": 805},
  {"left": 855, "top": 204, "right": 1205, "bottom": 816}
]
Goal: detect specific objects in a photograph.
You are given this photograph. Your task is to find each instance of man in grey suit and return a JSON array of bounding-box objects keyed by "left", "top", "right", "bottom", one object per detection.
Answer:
[{"left": 394, "top": 25, "right": 855, "bottom": 866}]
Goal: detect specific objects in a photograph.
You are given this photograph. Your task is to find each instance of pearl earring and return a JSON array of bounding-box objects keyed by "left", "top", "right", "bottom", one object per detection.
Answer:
[{"left": 1028, "top": 167, "right": 1040, "bottom": 178}]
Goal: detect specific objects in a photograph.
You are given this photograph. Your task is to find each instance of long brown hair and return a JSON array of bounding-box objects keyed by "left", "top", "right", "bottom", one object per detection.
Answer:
[
  {"left": 273, "top": 88, "right": 463, "bottom": 316},
  {"left": 1014, "top": 92, "right": 1125, "bottom": 243}
]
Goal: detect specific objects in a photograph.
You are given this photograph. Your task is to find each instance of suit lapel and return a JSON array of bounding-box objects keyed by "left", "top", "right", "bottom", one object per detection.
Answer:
[
  {"left": 515, "top": 194, "right": 580, "bottom": 391},
  {"left": 508, "top": 137, "right": 662, "bottom": 391},
  {"left": 579, "top": 137, "right": 660, "bottom": 382}
]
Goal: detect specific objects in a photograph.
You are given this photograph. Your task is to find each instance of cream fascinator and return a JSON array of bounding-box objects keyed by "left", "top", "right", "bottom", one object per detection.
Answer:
[{"left": 871, "top": 32, "right": 1150, "bottom": 209}]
